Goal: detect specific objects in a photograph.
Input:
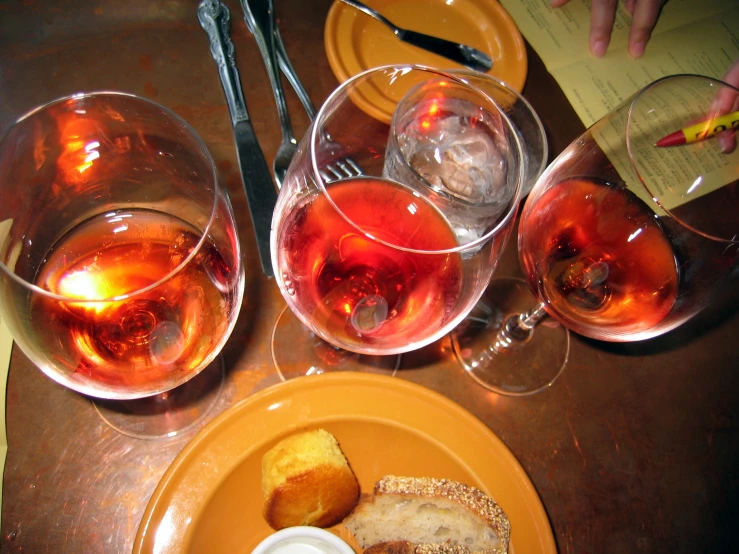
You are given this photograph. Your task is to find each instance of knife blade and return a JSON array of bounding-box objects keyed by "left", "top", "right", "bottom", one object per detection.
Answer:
[
  {"left": 339, "top": 0, "right": 493, "bottom": 73},
  {"left": 198, "top": 0, "right": 277, "bottom": 278}
]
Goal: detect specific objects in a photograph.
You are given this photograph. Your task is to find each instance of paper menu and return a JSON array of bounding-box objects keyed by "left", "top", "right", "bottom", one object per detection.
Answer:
[
  {"left": 0, "top": 314, "right": 10, "bottom": 531},
  {"left": 590, "top": 101, "right": 739, "bottom": 213},
  {"left": 0, "top": 218, "right": 13, "bottom": 529},
  {"left": 499, "top": 0, "right": 739, "bottom": 127}
]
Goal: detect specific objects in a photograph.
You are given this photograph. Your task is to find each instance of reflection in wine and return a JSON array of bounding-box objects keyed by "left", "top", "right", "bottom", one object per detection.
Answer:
[
  {"left": 276, "top": 177, "right": 463, "bottom": 353},
  {"left": 30, "top": 209, "right": 239, "bottom": 395},
  {"left": 520, "top": 177, "right": 679, "bottom": 339}
]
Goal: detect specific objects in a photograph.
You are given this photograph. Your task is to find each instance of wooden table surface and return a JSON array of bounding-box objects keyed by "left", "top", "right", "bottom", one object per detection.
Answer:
[{"left": 1, "top": 1, "right": 738, "bottom": 553}]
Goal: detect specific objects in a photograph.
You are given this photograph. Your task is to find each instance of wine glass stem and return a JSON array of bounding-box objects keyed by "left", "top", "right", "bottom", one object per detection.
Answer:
[{"left": 494, "top": 302, "right": 549, "bottom": 351}]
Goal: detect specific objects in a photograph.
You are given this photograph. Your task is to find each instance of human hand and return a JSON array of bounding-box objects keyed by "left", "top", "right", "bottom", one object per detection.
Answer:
[
  {"left": 716, "top": 59, "right": 739, "bottom": 153},
  {"left": 550, "top": 0, "right": 666, "bottom": 58}
]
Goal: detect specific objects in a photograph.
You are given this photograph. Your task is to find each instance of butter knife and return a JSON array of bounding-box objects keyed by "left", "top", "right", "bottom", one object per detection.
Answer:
[
  {"left": 339, "top": 0, "right": 492, "bottom": 72},
  {"left": 198, "top": 0, "right": 277, "bottom": 278}
]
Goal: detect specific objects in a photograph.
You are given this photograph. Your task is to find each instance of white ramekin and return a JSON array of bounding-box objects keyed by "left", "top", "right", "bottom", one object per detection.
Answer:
[{"left": 251, "top": 526, "right": 356, "bottom": 554}]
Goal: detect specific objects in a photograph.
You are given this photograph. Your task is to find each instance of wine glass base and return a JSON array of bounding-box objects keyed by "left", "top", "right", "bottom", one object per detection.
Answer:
[
  {"left": 271, "top": 305, "right": 400, "bottom": 381},
  {"left": 451, "top": 277, "right": 569, "bottom": 396},
  {"left": 92, "top": 355, "right": 225, "bottom": 440}
]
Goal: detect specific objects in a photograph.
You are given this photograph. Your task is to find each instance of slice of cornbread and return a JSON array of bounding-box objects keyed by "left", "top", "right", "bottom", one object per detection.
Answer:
[{"left": 261, "top": 428, "right": 359, "bottom": 529}]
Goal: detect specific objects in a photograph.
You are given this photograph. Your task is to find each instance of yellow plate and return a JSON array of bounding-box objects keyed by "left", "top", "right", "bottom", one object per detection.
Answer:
[
  {"left": 324, "top": 0, "right": 528, "bottom": 92},
  {"left": 133, "top": 373, "right": 555, "bottom": 554}
]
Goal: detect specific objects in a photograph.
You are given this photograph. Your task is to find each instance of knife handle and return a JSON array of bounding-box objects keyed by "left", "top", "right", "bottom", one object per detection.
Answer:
[{"left": 197, "top": 0, "right": 249, "bottom": 126}]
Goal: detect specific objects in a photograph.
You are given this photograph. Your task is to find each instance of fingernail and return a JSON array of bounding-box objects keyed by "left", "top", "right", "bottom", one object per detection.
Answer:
[
  {"left": 717, "top": 132, "right": 736, "bottom": 154},
  {"left": 592, "top": 40, "right": 607, "bottom": 58},
  {"left": 629, "top": 41, "right": 645, "bottom": 58}
]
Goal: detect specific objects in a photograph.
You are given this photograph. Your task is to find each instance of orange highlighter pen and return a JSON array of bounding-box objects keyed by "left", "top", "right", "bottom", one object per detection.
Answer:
[{"left": 655, "top": 110, "right": 739, "bottom": 147}]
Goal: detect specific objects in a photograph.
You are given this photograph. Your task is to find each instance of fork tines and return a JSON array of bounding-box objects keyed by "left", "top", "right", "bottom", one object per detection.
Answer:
[{"left": 319, "top": 157, "right": 363, "bottom": 183}]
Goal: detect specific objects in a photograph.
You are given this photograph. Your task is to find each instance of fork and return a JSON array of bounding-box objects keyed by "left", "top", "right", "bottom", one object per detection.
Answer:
[
  {"left": 274, "top": 24, "right": 316, "bottom": 119},
  {"left": 241, "top": 0, "right": 297, "bottom": 189},
  {"left": 319, "top": 158, "right": 364, "bottom": 183},
  {"left": 274, "top": 28, "right": 363, "bottom": 184},
  {"left": 244, "top": 0, "right": 362, "bottom": 185}
]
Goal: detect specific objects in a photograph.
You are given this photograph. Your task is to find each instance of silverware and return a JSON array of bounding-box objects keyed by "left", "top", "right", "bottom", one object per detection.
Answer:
[
  {"left": 270, "top": 18, "right": 363, "bottom": 184},
  {"left": 339, "top": 0, "right": 493, "bottom": 72},
  {"left": 198, "top": 0, "right": 278, "bottom": 278},
  {"left": 243, "top": 0, "right": 362, "bottom": 186},
  {"left": 319, "top": 158, "right": 364, "bottom": 183},
  {"left": 241, "top": 0, "right": 297, "bottom": 189},
  {"left": 275, "top": 26, "right": 316, "bottom": 119}
]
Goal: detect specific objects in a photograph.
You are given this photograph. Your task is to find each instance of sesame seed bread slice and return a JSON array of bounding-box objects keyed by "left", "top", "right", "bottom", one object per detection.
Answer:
[
  {"left": 344, "top": 476, "right": 510, "bottom": 554},
  {"left": 364, "top": 540, "right": 477, "bottom": 554}
]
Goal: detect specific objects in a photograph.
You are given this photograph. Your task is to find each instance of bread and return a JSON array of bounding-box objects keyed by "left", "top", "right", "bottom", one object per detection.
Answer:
[
  {"left": 364, "top": 540, "right": 475, "bottom": 554},
  {"left": 261, "top": 428, "right": 359, "bottom": 529},
  {"left": 344, "top": 476, "right": 510, "bottom": 554}
]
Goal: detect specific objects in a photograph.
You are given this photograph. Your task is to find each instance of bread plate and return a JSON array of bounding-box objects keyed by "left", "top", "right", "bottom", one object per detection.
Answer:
[
  {"left": 133, "top": 373, "right": 555, "bottom": 554},
  {"left": 324, "top": 0, "right": 528, "bottom": 123}
]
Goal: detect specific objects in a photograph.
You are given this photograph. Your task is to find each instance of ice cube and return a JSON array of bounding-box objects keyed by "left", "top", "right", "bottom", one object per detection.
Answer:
[{"left": 396, "top": 99, "right": 510, "bottom": 204}]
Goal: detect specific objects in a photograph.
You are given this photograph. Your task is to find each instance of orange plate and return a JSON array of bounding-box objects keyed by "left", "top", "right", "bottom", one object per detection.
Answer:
[
  {"left": 324, "top": 0, "right": 528, "bottom": 93},
  {"left": 133, "top": 373, "right": 555, "bottom": 554}
]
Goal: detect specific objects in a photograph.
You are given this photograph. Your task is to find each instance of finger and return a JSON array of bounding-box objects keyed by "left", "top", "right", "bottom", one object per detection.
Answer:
[
  {"left": 549, "top": 0, "right": 571, "bottom": 7},
  {"left": 589, "top": 0, "right": 619, "bottom": 57},
  {"left": 716, "top": 131, "right": 736, "bottom": 154},
  {"left": 624, "top": 0, "right": 637, "bottom": 15},
  {"left": 713, "top": 60, "right": 739, "bottom": 114},
  {"left": 628, "top": 0, "right": 664, "bottom": 58},
  {"left": 721, "top": 58, "right": 739, "bottom": 89},
  {"left": 716, "top": 60, "right": 739, "bottom": 153}
]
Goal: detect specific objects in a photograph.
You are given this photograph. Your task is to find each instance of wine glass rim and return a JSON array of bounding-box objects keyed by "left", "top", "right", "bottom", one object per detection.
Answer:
[
  {"left": 626, "top": 73, "right": 739, "bottom": 244},
  {"left": 0, "top": 90, "right": 223, "bottom": 302},
  {"left": 309, "top": 63, "right": 525, "bottom": 255}
]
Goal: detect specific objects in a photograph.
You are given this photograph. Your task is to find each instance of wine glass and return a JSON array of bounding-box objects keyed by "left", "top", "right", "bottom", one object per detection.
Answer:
[
  {"left": 0, "top": 92, "right": 245, "bottom": 437},
  {"left": 452, "top": 73, "right": 739, "bottom": 395},
  {"left": 270, "top": 65, "right": 527, "bottom": 380}
]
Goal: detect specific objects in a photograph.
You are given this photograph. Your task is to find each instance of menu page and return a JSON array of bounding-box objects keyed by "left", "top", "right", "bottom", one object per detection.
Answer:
[
  {"left": 0, "top": 314, "right": 10, "bottom": 528},
  {"left": 0, "top": 217, "right": 13, "bottom": 528},
  {"left": 591, "top": 102, "right": 739, "bottom": 211},
  {"left": 500, "top": 0, "right": 739, "bottom": 126}
]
